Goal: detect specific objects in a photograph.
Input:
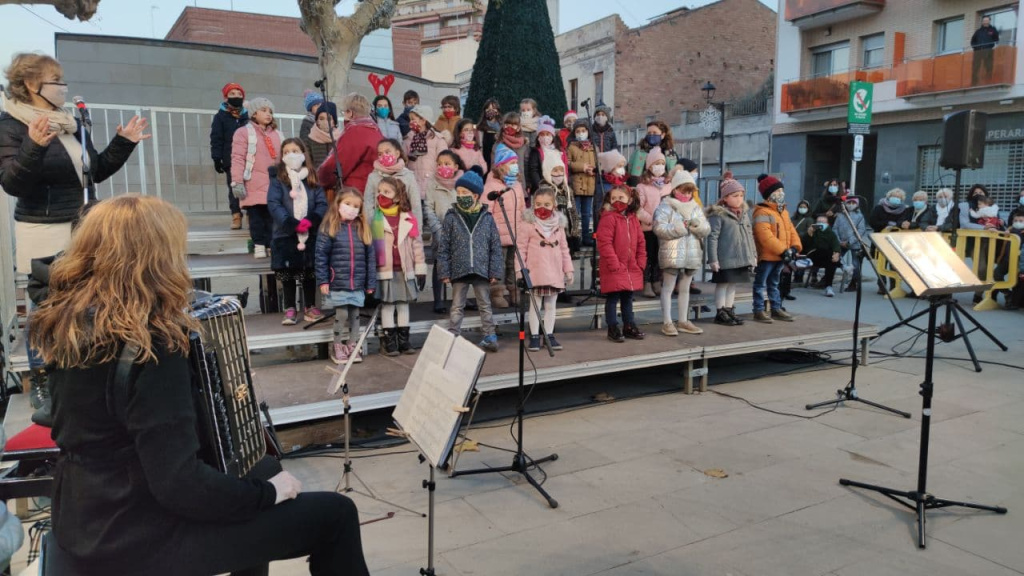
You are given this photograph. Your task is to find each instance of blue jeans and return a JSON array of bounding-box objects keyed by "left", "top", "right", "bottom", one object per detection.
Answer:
[
  {"left": 575, "top": 196, "right": 594, "bottom": 245},
  {"left": 753, "top": 260, "right": 785, "bottom": 313},
  {"left": 605, "top": 290, "right": 635, "bottom": 327}
]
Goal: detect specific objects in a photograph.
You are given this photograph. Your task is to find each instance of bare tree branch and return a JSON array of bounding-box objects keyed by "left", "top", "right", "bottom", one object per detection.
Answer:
[{"left": 0, "top": 0, "right": 101, "bottom": 21}]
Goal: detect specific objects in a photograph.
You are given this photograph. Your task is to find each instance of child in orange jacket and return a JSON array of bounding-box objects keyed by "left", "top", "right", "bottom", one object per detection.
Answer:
[{"left": 751, "top": 174, "right": 801, "bottom": 323}]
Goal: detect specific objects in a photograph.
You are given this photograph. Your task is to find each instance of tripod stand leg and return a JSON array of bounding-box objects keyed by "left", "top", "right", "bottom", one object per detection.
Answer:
[
  {"left": 953, "top": 302, "right": 1008, "bottom": 351},
  {"left": 854, "top": 396, "right": 912, "bottom": 418},
  {"left": 521, "top": 467, "right": 558, "bottom": 509},
  {"left": 949, "top": 305, "right": 982, "bottom": 372}
]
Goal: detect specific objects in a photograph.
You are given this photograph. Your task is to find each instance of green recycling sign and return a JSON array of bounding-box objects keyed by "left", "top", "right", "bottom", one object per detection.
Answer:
[{"left": 848, "top": 81, "right": 873, "bottom": 124}]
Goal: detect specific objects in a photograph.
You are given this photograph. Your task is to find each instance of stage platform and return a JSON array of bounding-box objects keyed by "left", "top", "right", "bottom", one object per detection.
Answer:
[
  {"left": 260, "top": 313, "right": 875, "bottom": 426},
  {"left": 6, "top": 283, "right": 749, "bottom": 372}
]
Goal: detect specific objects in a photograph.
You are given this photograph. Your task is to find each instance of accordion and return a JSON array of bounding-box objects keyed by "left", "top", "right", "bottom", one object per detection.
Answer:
[{"left": 188, "top": 294, "right": 267, "bottom": 478}]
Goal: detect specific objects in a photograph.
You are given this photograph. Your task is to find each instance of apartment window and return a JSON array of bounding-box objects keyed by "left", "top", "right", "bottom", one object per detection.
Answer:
[
  {"left": 984, "top": 7, "right": 1018, "bottom": 46},
  {"left": 862, "top": 34, "right": 885, "bottom": 69},
  {"left": 423, "top": 21, "right": 440, "bottom": 39},
  {"left": 937, "top": 17, "right": 964, "bottom": 54},
  {"left": 447, "top": 17, "right": 468, "bottom": 27},
  {"left": 811, "top": 42, "right": 850, "bottom": 78},
  {"left": 569, "top": 79, "right": 578, "bottom": 111},
  {"left": 594, "top": 72, "right": 604, "bottom": 106}
]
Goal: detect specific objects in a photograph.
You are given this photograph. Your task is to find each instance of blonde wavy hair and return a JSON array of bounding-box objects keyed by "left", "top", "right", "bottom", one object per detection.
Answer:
[{"left": 30, "top": 195, "right": 200, "bottom": 368}]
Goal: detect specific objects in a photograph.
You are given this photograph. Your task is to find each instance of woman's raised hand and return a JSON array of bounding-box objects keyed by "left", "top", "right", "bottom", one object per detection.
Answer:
[
  {"left": 28, "top": 116, "right": 58, "bottom": 147},
  {"left": 116, "top": 116, "right": 152, "bottom": 143}
]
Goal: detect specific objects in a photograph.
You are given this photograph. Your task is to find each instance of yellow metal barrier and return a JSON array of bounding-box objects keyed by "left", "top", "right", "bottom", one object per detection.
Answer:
[
  {"left": 948, "top": 229, "right": 1021, "bottom": 311},
  {"left": 872, "top": 229, "right": 1020, "bottom": 309}
]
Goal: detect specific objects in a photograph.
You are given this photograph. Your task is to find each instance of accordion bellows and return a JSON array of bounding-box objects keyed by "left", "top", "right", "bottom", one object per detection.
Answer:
[{"left": 189, "top": 295, "right": 266, "bottom": 478}]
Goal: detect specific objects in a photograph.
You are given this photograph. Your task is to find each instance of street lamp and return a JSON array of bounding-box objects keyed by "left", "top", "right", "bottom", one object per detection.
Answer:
[{"left": 702, "top": 80, "right": 727, "bottom": 179}]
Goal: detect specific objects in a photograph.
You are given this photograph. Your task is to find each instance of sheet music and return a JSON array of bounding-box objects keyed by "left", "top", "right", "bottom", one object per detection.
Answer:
[
  {"left": 886, "top": 234, "right": 966, "bottom": 289},
  {"left": 393, "top": 325, "right": 485, "bottom": 467}
]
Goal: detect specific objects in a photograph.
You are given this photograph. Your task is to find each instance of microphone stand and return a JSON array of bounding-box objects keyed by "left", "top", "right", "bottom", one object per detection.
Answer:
[
  {"left": 76, "top": 105, "right": 94, "bottom": 205},
  {"left": 450, "top": 192, "right": 560, "bottom": 509},
  {"left": 805, "top": 197, "right": 911, "bottom": 418}
]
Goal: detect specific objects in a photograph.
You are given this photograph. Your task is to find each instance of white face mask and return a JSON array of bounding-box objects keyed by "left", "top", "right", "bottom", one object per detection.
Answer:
[
  {"left": 1013, "top": 221, "right": 1024, "bottom": 230},
  {"left": 650, "top": 164, "right": 666, "bottom": 177},
  {"left": 937, "top": 197, "right": 950, "bottom": 208},
  {"left": 613, "top": 167, "right": 626, "bottom": 176},
  {"left": 283, "top": 152, "right": 306, "bottom": 171},
  {"left": 521, "top": 110, "right": 533, "bottom": 119},
  {"left": 576, "top": 131, "right": 589, "bottom": 141},
  {"left": 552, "top": 175, "right": 565, "bottom": 185},
  {"left": 539, "top": 134, "right": 554, "bottom": 148},
  {"left": 595, "top": 115, "right": 608, "bottom": 126},
  {"left": 38, "top": 82, "right": 68, "bottom": 108}
]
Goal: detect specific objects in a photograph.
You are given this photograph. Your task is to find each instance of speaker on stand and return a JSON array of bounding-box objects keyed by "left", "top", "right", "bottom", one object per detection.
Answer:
[{"left": 939, "top": 110, "right": 987, "bottom": 246}]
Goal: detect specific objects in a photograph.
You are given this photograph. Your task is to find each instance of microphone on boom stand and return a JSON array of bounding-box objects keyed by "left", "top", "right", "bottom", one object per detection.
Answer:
[{"left": 72, "top": 96, "right": 92, "bottom": 128}]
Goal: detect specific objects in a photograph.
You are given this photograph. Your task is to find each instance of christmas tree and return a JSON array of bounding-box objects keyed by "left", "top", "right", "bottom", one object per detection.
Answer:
[{"left": 465, "top": 0, "right": 567, "bottom": 122}]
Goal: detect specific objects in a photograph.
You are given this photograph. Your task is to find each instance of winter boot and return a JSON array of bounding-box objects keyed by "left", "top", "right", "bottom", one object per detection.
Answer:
[
  {"left": 607, "top": 325, "right": 625, "bottom": 343},
  {"left": 753, "top": 310, "right": 774, "bottom": 324},
  {"left": 397, "top": 327, "right": 415, "bottom": 354},
  {"left": 725, "top": 307, "right": 745, "bottom": 325},
  {"left": 623, "top": 323, "right": 646, "bottom": 340},
  {"left": 715, "top": 308, "right": 740, "bottom": 326},
  {"left": 380, "top": 328, "right": 400, "bottom": 357},
  {"left": 29, "top": 369, "right": 53, "bottom": 427}
]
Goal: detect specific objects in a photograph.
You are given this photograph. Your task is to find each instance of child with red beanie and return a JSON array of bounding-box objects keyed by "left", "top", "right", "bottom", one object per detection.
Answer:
[{"left": 752, "top": 174, "right": 801, "bottom": 323}]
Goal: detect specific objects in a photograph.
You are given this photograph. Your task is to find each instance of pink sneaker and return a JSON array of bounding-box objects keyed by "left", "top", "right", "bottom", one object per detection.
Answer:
[
  {"left": 304, "top": 307, "right": 325, "bottom": 322},
  {"left": 331, "top": 342, "right": 349, "bottom": 365},
  {"left": 348, "top": 343, "right": 363, "bottom": 364},
  {"left": 282, "top": 308, "right": 298, "bottom": 326}
]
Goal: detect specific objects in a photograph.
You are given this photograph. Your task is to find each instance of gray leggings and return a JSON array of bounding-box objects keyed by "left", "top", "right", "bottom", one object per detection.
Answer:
[{"left": 333, "top": 305, "right": 361, "bottom": 344}]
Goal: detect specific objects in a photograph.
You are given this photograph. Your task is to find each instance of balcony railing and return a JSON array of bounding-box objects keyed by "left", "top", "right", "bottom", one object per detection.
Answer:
[
  {"left": 422, "top": 22, "right": 482, "bottom": 40},
  {"left": 785, "top": 0, "right": 885, "bottom": 27},
  {"left": 895, "top": 45, "right": 1017, "bottom": 97},
  {"left": 780, "top": 67, "right": 893, "bottom": 113}
]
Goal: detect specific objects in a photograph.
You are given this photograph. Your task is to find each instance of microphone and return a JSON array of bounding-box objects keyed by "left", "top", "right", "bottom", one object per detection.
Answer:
[
  {"left": 580, "top": 98, "right": 591, "bottom": 108},
  {"left": 73, "top": 96, "right": 92, "bottom": 127},
  {"left": 487, "top": 187, "right": 511, "bottom": 201}
]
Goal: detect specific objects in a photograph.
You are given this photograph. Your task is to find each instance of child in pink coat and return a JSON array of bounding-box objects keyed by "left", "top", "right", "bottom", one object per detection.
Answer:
[
  {"left": 230, "top": 96, "right": 283, "bottom": 259},
  {"left": 451, "top": 118, "right": 487, "bottom": 173},
  {"left": 635, "top": 146, "right": 669, "bottom": 297},
  {"left": 516, "top": 186, "right": 574, "bottom": 351},
  {"left": 403, "top": 104, "right": 450, "bottom": 199},
  {"left": 480, "top": 144, "right": 526, "bottom": 309}
]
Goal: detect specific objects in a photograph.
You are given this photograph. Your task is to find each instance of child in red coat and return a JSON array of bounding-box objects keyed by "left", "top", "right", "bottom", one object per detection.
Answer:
[{"left": 597, "top": 185, "right": 647, "bottom": 342}]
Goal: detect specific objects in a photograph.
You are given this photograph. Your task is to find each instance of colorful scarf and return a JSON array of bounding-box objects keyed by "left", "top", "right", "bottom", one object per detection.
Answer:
[
  {"left": 408, "top": 131, "right": 429, "bottom": 159},
  {"left": 220, "top": 101, "right": 247, "bottom": 119},
  {"left": 574, "top": 140, "right": 593, "bottom": 151},
  {"left": 502, "top": 132, "right": 526, "bottom": 150},
  {"left": 603, "top": 172, "right": 627, "bottom": 187},
  {"left": 373, "top": 157, "right": 407, "bottom": 175},
  {"left": 371, "top": 207, "right": 394, "bottom": 268},
  {"left": 308, "top": 122, "right": 341, "bottom": 145},
  {"left": 435, "top": 170, "right": 460, "bottom": 191}
]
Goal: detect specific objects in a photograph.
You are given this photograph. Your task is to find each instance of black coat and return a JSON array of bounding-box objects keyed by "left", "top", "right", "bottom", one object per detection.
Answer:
[
  {"left": 0, "top": 113, "right": 137, "bottom": 223},
  {"left": 971, "top": 25, "right": 999, "bottom": 50},
  {"left": 209, "top": 107, "right": 249, "bottom": 168},
  {"left": 591, "top": 124, "right": 618, "bottom": 153},
  {"left": 50, "top": 343, "right": 275, "bottom": 570},
  {"left": 908, "top": 206, "right": 938, "bottom": 229},
  {"left": 870, "top": 203, "right": 912, "bottom": 232}
]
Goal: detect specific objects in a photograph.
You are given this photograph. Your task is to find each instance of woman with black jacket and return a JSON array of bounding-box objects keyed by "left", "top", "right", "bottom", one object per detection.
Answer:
[
  {"left": 32, "top": 195, "right": 370, "bottom": 576},
  {"left": 1, "top": 53, "right": 144, "bottom": 275}
]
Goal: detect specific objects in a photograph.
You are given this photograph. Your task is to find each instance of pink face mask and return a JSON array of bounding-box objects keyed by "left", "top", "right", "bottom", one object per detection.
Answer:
[
  {"left": 437, "top": 165, "right": 456, "bottom": 179},
  {"left": 339, "top": 204, "right": 360, "bottom": 221},
  {"left": 379, "top": 153, "right": 397, "bottom": 167}
]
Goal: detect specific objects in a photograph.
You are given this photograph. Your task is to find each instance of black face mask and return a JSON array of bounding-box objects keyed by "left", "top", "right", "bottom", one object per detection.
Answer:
[{"left": 227, "top": 97, "right": 244, "bottom": 108}]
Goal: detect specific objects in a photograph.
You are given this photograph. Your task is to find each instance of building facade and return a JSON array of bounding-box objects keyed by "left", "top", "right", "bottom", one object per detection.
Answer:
[{"left": 772, "top": 0, "right": 1023, "bottom": 208}]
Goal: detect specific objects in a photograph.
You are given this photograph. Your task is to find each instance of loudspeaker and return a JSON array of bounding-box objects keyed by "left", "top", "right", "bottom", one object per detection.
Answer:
[{"left": 940, "top": 110, "right": 987, "bottom": 170}]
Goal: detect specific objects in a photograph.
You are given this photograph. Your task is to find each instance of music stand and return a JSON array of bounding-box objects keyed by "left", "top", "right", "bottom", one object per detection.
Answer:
[
  {"left": 838, "top": 232, "right": 1007, "bottom": 548},
  {"left": 871, "top": 232, "right": 1008, "bottom": 371}
]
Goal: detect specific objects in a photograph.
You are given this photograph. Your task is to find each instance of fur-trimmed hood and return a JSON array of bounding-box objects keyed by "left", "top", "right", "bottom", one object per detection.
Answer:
[
  {"left": 523, "top": 208, "right": 568, "bottom": 228},
  {"left": 706, "top": 203, "right": 746, "bottom": 221}
]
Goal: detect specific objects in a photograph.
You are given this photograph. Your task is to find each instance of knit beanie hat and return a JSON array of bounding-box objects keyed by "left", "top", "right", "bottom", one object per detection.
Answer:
[
  {"left": 493, "top": 143, "right": 518, "bottom": 168},
  {"left": 410, "top": 104, "right": 434, "bottom": 123},
  {"left": 679, "top": 158, "right": 698, "bottom": 172},
  {"left": 455, "top": 166, "right": 485, "bottom": 196},
  {"left": 756, "top": 173, "right": 784, "bottom": 199},
  {"left": 249, "top": 97, "right": 275, "bottom": 114},
  {"left": 719, "top": 171, "right": 745, "bottom": 199},
  {"left": 564, "top": 110, "right": 578, "bottom": 122},
  {"left": 222, "top": 82, "right": 244, "bottom": 99},
  {"left": 670, "top": 167, "right": 695, "bottom": 189},
  {"left": 645, "top": 147, "right": 666, "bottom": 171},
  {"left": 598, "top": 150, "right": 626, "bottom": 175},
  {"left": 595, "top": 103, "right": 612, "bottom": 118},
  {"left": 318, "top": 101, "right": 339, "bottom": 125},
  {"left": 304, "top": 89, "right": 325, "bottom": 112}
]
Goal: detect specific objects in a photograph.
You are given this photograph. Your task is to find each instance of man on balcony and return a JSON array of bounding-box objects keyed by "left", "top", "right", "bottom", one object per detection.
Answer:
[{"left": 971, "top": 16, "right": 1000, "bottom": 86}]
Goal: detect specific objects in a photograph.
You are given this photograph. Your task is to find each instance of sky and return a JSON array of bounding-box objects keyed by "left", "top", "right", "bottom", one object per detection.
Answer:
[{"left": 0, "top": 0, "right": 777, "bottom": 73}]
